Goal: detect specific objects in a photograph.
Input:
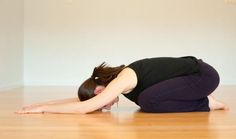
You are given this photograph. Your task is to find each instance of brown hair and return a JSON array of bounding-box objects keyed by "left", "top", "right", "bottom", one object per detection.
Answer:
[{"left": 78, "top": 62, "right": 125, "bottom": 101}]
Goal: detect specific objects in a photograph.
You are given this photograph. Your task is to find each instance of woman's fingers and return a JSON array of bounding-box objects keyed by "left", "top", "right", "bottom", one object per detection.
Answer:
[
  {"left": 15, "top": 106, "right": 43, "bottom": 114},
  {"left": 15, "top": 109, "right": 27, "bottom": 114}
]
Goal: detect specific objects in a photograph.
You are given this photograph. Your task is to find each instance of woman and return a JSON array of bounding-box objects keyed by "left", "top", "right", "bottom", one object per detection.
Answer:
[{"left": 16, "top": 56, "right": 228, "bottom": 114}]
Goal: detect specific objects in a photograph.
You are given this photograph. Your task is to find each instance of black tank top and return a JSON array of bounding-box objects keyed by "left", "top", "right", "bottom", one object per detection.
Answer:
[{"left": 123, "top": 56, "right": 200, "bottom": 105}]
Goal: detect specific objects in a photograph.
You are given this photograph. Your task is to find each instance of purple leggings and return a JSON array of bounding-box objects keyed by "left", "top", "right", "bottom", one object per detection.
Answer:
[{"left": 137, "top": 60, "right": 220, "bottom": 113}]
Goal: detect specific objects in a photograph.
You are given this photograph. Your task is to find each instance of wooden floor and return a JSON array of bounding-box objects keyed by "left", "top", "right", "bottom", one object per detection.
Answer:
[{"left": 0, "top": 86, "right": 236, "bottom": 139}]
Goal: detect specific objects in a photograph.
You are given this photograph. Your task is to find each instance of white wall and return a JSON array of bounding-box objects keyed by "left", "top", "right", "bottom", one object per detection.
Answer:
[
  {"left": 24, "top": 0, "right": 236, "bottom": 86},
  {"left": 0, "top": 0, "right": 24, "bottom": 90}
]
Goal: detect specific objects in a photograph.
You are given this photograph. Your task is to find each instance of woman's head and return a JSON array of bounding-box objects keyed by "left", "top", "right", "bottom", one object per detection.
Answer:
[
  {"left": 78, "top": 62, "right": 125, "bottom": 101},
  {"left": 77, "top": 78, "right": 96, "bottom": 101}
]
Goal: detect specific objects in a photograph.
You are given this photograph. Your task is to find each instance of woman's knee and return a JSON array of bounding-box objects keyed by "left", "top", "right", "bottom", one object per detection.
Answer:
[
  {"left": 138, "top": 100, "right": 159, "bottom": 113},
  {"left": 137, "top": 93, "right": 151, "bottom": 111},
  {"left": 137, "top": 91, "right": 159, "bottom": 112}
]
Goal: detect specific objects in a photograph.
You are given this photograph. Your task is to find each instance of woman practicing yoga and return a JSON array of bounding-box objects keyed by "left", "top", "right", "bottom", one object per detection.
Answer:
[{"left": 16, "top": 56, "right": 228, "bottom": 114}]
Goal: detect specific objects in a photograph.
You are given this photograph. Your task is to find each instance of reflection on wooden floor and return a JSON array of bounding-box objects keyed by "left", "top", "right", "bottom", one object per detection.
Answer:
[{"left": 0, "top": 86, "right": 236, "bottom": 139}]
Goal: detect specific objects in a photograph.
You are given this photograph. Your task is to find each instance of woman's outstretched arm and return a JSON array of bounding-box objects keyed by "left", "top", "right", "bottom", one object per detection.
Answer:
[
  {"left": 15, "top": 98, "right": 80, "bottom": 114},
  {"left": 35, "top": 98, "right": 80, "bottom": 105},
  {"left": 15, "top": 68, "right": 137, "bottom": 114},
  {"left": 20, "top": 98, "right": 80, "bottom": 109}
]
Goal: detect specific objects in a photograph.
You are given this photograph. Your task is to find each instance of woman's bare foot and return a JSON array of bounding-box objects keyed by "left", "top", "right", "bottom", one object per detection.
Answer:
[{"left": 208, "top": 95, "right": 229, "bottom": 111}]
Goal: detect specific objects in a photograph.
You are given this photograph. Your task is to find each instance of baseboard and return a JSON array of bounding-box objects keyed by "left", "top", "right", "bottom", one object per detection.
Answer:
[{"left": 0, "top": 82, "right": 23, "bottom": 92}]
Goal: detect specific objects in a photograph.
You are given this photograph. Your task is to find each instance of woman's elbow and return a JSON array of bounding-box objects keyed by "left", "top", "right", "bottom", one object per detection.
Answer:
[
  {"left": 75, "top": 109, "right": 88, "bottom": 114},
  {"left": 78, "top": 107, "right": 102, "bottom": 114},
  {"left": 79, "top": 111, "right": 88, "bottom": 114},
  {"left": 75, "top": 108, "right": 94, "bottom": 114}
]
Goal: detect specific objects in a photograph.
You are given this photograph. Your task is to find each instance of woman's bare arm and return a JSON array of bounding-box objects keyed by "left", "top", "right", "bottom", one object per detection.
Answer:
[
  {"left": 40, "top": 98, "right": 80, "bottom": 104},
  {"left": 16, "top": 68, "right": 137, "bottom": 114},
  {"left": 77, "top": 68, "right": 137, "bottom": 113},
  {"left": 26, "top": 98, "right": 80, "bottom": 107},
  {"left": 21, "top": 98, "right": 80, "bottom": 110}
]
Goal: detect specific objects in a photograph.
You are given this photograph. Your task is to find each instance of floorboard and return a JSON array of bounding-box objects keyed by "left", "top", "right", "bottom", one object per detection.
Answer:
[{"left": 0, "top": 86, "right": 235, "bottom": 139}]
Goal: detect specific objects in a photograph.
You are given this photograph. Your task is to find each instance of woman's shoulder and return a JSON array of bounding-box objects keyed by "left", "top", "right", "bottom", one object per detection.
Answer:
[
  {"left": 118, "top": 67, "right": 138, "bottom": 80},
  {"left": 115, "top": 67, "right": 138, "bottom": 94}
]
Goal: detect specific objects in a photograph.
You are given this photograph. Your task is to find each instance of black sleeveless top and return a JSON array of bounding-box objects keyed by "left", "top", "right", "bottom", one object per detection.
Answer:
[{"left": 123, "top": 56, "right": 200, "bottom": 105}]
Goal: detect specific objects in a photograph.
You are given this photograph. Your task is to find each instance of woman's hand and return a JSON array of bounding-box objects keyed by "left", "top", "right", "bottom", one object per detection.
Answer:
[
  {"left": 15, "top": 98, "right": 81, "bottom": 114},
  {"left": 15, "top": 105, "right": 44, "bottom": 114},
  {"left": 102, "top": 97, "right": 119, "bottom": 110}
]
